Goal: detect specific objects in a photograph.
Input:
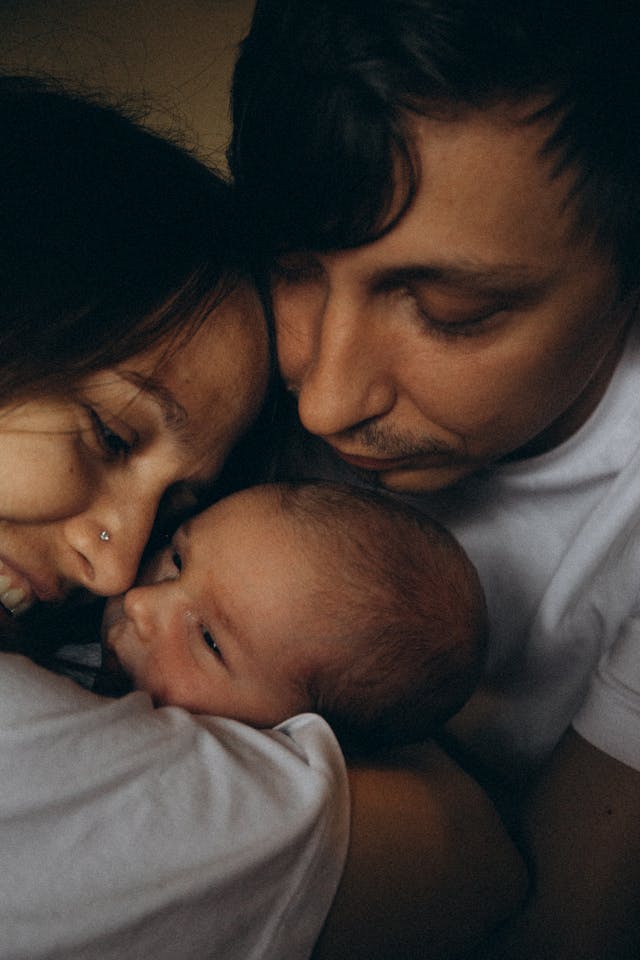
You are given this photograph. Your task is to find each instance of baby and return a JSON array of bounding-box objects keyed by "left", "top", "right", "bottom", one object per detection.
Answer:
[{"left": 102, "top": 481, "right": 487, "bottom": 754}]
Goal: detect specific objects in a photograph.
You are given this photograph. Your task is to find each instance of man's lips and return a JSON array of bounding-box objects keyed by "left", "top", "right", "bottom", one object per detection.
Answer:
[{"left": 333, "top": 450, "right": 417, "bottom": 471}]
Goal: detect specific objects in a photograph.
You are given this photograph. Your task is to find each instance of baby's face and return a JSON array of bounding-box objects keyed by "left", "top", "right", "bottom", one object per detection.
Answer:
[{"left": 101, "top": 489, "right": 327, "bottom": 725}]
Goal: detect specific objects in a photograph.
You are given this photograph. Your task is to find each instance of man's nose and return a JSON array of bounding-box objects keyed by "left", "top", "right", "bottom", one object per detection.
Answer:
[{"left": 285, "top": 295, "right": 396, "bottom": 439}]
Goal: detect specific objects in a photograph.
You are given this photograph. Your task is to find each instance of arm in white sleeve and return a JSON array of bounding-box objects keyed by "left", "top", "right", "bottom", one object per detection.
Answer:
[
  {"left": 0, "top": 654, "right": 349, "bottom": 960},
  {"left": 572, "top": 613, "right": 640, "bottom": 770}
]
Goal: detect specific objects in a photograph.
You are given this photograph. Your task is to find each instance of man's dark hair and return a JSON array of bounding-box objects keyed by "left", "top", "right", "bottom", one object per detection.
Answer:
[{"left": 230, "top": 0, "right": 640, "bottom": 292}]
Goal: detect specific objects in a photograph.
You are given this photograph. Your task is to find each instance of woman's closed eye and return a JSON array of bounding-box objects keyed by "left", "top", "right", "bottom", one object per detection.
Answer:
[{"left": 84, "top": 404, "right": 134, "bottom": 460}]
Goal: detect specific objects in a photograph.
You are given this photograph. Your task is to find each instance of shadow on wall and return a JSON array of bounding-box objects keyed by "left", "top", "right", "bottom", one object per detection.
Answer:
[{"left": 0, "top": 0, "right": 256, "bottom": 166}]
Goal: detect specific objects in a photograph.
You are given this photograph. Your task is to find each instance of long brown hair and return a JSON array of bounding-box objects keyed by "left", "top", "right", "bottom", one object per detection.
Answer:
[{"left": 0, "top": 75, "right": 248, "bottom": 406}]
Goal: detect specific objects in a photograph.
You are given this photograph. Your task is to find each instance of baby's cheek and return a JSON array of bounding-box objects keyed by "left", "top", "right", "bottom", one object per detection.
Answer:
[{"left": 136, "top": 631, "right": 198, "bottom": 707}]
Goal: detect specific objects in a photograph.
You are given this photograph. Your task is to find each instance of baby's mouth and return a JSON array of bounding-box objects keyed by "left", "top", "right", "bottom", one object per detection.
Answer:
[{"left": 0, "top": 561, "right": 35, "bottom": 617}]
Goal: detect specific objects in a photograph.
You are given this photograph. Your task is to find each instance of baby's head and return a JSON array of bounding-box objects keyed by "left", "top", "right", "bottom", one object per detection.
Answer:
[
  {"left": 102, "top": 481, "right": 486, "bottom": 754},
  {"left": 270, "top": 482, "right": 487, "bottom": 754}
]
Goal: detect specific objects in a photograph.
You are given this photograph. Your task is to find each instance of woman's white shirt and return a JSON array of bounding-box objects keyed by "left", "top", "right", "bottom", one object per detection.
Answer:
[{"left": 0, "top": 654, "right": 349, "bottom": 960}]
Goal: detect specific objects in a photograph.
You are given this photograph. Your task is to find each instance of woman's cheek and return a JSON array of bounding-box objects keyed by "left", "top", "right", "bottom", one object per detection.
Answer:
[{"left": 0, "top": 432, "right": 92, "bottom": 522}]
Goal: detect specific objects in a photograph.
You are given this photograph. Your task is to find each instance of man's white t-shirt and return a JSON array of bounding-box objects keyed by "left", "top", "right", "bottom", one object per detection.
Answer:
[
  {"left": 417, "top": 322, "right": 640, "bottom": 779},
  {"left": 0, "top": 654, "right": 349, "bottom": 960},
  {"left": 291, "top": 323, "right": 640, "bottom": 781}
]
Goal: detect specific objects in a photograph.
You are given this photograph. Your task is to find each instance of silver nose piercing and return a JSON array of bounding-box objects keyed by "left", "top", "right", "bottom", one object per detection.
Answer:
[{"left": 99, "top": 530, "right": 111, "bottom": 542}]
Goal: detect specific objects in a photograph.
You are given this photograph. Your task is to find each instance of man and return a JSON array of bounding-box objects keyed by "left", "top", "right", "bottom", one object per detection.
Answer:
[{"left": 230, "top": 2, "right": 640, "bottom": 956}]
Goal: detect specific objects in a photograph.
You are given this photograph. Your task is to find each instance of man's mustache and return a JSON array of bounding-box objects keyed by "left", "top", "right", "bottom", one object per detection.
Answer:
[{"left": 340, "top": 421, "right": 465, "bottom": 461}]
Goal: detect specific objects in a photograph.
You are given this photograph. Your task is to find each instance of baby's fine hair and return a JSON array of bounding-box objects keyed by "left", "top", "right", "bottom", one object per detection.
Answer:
[{"left": 272, "top": 481, "right": 487, "bottom": 756}]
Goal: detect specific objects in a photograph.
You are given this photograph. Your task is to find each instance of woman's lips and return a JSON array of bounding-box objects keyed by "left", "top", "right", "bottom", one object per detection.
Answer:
[{"left": 0, "top": 556, "right": 64, "bottom": 616}]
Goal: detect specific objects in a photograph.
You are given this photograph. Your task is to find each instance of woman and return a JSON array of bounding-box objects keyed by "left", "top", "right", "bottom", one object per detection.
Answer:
[
  {"left": 0, "top": 76, "right": 349, "bottom": 960},
  {"left": 0, "top": 77, "right": 523, "bottom": 959}
]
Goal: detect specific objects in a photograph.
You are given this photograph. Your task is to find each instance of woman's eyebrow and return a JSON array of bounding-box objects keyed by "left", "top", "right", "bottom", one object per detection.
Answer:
[{"left": 121, "top": 371, "right": 188, "bottom": 430}]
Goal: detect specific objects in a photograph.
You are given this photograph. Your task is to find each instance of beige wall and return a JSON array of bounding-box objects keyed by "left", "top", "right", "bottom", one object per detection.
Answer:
[{"left": 0, "top": 0, "right": 256, "bottom": 167}]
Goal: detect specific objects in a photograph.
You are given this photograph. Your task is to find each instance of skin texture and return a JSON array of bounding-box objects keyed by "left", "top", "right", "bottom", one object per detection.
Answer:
[
  {"left": 313, "top": 743, "right": 528, "bottom": 960},
  {"left": 471, "top": 731, "right": 640, "bottom": 959},
  {"left": 273, "top": 105, "right": 630, "bottom": 493},
  {"left": 0, "top": 286, "right": 268, "bottom": 637},
  {"left": 102, "top": 487, "right": 326, "bottom": 725}
]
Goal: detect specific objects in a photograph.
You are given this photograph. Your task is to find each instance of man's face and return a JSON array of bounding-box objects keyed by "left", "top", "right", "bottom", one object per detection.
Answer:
[{"left": 272, "top": 103, "right": 630, "bottom": 492}]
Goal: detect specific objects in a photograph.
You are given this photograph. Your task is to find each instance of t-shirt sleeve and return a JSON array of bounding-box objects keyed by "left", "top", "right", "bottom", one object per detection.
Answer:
[
  {"left": 572, "top": 614, "right": 640, "bottom": 771},
  {"left": 0, "top": 654, "right": 349, "bottom": 960}
]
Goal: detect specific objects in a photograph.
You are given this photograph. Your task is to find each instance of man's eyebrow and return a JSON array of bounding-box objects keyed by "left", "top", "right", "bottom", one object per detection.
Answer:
[
  {"left": 121, "top": 371, "right": 188, "bottom": 430},
  {"left": 374, "top": 260, "right": 557, "bottom": 298}
]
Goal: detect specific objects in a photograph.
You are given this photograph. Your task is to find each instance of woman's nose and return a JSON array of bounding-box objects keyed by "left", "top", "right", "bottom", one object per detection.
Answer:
[
  {"left": 63, "top": 487, "right": 160, "bottom": 596},
  {"left": 285, "top": 296, "right": 396, "bottom": 439}
]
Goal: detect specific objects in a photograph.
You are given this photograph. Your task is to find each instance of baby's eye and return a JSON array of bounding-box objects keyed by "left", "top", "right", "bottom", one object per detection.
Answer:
[{"left": 202, "top": 628, "right": 222, "bottom": 660}]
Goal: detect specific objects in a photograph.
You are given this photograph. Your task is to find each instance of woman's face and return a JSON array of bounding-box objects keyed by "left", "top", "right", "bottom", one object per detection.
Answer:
[{"left": 0, "top": 286, "right": 268, "bottom": 637}]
